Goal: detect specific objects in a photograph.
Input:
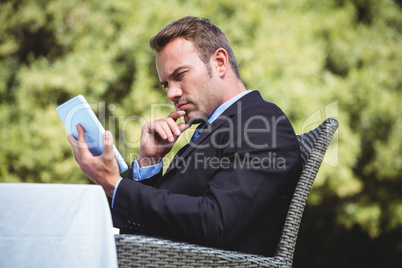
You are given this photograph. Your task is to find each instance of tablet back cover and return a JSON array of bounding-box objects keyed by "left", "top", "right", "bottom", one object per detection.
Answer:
[{"left": 56, "top": 95, "right": 128, "bottom": 173}]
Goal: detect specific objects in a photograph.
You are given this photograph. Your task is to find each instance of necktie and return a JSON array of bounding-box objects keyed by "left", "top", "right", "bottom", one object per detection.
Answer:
[{"left": 190, "top": 123, "right": 207, "bottom": 143}]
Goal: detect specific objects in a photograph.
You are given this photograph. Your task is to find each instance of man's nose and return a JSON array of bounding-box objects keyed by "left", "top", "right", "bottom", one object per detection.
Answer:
[{"left": 167, "top": 83, "right": 183, "bottom": 101}]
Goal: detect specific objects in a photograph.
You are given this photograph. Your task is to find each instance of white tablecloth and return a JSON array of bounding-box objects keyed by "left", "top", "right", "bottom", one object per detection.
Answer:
[{"left": 0, "top": 183, "right": 118, "bottom": 268}]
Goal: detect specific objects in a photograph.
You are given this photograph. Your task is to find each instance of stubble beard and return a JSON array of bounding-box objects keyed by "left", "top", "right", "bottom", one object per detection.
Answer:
[
  {"left": 181, "top": 63, "right": 223, "bottom": 125},
  {"left": 186, "top": 87, "right": 222, "bottom": 125}
]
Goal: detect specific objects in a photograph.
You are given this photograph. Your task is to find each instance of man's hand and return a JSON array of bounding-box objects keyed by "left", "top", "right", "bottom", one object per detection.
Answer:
[
  {"left": 68, "top": 124, "right": 121, "bottom": 197},
  {"left": 138, "top": 110, "right": 190, "bottom": 168}
]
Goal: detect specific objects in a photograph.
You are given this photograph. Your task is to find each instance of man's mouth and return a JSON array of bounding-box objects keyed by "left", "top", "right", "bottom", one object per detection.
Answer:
[{"left": 176, "top": 102, "right": 190, "bottom": 111}]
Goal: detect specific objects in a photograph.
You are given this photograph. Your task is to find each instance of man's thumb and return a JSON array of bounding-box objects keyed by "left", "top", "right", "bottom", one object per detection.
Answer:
[{"left": 103, "top": 131, "right": 114, "bottom": 154}]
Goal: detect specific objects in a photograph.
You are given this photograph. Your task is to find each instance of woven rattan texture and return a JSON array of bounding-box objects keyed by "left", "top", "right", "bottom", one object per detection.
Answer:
[{"left": 115, "top": 118, "right": 339, "bottom": 268}]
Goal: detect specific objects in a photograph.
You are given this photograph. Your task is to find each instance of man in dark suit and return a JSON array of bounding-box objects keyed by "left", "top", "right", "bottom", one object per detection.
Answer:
[{"left": 68, "top": 16, "right": 302, "bottom": 257}]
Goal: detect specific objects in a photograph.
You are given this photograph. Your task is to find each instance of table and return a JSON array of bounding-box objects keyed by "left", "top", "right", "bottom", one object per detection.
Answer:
[{"left": 0, "top": 183, "right": 118, "bottom": 268}]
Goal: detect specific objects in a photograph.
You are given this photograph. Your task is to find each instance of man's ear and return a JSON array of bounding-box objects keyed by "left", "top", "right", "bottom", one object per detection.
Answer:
[{"left": 212, "top": 48, "right": 228, "bottom": 78}]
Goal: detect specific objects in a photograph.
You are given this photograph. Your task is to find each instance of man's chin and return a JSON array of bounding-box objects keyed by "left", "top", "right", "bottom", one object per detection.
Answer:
[{"left": 185, "top": 113, "right": 209, "bottom": 125}]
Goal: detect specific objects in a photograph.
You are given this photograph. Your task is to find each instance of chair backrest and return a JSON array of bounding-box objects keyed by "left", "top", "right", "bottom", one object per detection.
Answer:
[{"left": 274, "top": 118, "right": 339, "bottom": 262}]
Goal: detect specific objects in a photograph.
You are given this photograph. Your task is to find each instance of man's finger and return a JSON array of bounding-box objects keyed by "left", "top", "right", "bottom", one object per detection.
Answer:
[
  {"left": 74, "top": 124, "right": 93, "bottom": 159},
  {"left": 67, "top": 135, "right": 80, "bottom": 161},
  {"left": 169, "top": 110, "right": 186, "bottom": 121},
  {"left": 67, "top": 134, "right": 77, "bottom": 147},
  {"left": 102, "top": 131, "right": 120, "bottom": 174},
  {"left": 152, "top": 122, "right": 170, "bottom": 140},
  {"left": 166, "top": 117, "right": 182, "bottom": 137},
  {"left": 76, "top": 124, "right": 87, "bottom": 143},
  {"left": 103, "top": 131, "right": 114, "bottom": 156},
  {"left": 178, "top": 122, "right": 191, "bottom": 132}
]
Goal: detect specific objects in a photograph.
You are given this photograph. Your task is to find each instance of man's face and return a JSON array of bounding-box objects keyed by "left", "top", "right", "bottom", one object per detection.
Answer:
[{"left": 156, "top": 37, "right": 224, "bottom": 124}]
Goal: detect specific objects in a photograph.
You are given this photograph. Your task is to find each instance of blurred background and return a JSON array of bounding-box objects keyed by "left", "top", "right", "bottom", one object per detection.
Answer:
[{"left": 1, "top": 0, "right": 401, "bottom": 266}]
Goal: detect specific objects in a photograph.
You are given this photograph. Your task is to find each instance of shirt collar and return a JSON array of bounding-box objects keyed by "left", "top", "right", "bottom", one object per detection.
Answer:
[{"left": 207, "top": 89, "right": 252, "bottom": 124}]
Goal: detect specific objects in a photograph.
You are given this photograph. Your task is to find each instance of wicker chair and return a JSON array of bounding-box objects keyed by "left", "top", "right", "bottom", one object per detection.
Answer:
[{"left": 115, "top": 118, "right": 339, "bottom": 267}]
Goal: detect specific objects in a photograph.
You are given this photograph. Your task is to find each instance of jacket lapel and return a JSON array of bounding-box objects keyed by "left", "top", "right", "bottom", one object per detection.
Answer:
[{"left": 163, "top": 91, "right": 264, "bottom": 176}]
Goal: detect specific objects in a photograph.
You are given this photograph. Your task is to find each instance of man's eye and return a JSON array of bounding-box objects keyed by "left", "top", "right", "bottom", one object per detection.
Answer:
[
  {"left": 161, "top": 82, "right": 168, "bottom": 89},
  {"left": 176, "top": 72, "right": 185, "bottom": 80}
]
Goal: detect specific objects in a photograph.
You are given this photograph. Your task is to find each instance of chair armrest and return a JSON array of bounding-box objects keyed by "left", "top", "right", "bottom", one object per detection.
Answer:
[{"left": 115, "top": 234, "right": 291, "bottom": 267}]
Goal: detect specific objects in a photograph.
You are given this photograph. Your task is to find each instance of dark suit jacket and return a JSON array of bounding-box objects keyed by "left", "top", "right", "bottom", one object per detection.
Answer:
[{"left": 112, "top": 91, "right": 302, "bottom": 257}]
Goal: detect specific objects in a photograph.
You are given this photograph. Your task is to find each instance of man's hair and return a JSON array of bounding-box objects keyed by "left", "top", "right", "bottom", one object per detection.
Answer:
[{"left": 150, "top": 16, "right": 241, "bottom": 79}]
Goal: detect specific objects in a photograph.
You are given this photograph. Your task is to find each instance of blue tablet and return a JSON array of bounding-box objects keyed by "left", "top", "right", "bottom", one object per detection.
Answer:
[{"left": 56, "top": 95, "right": 128, "bottom": 174}]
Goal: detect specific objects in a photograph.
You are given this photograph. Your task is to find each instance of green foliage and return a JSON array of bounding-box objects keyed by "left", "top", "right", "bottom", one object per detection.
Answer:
[{"left": 1, "top": 0, "right": 401, "bottom": 265}]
